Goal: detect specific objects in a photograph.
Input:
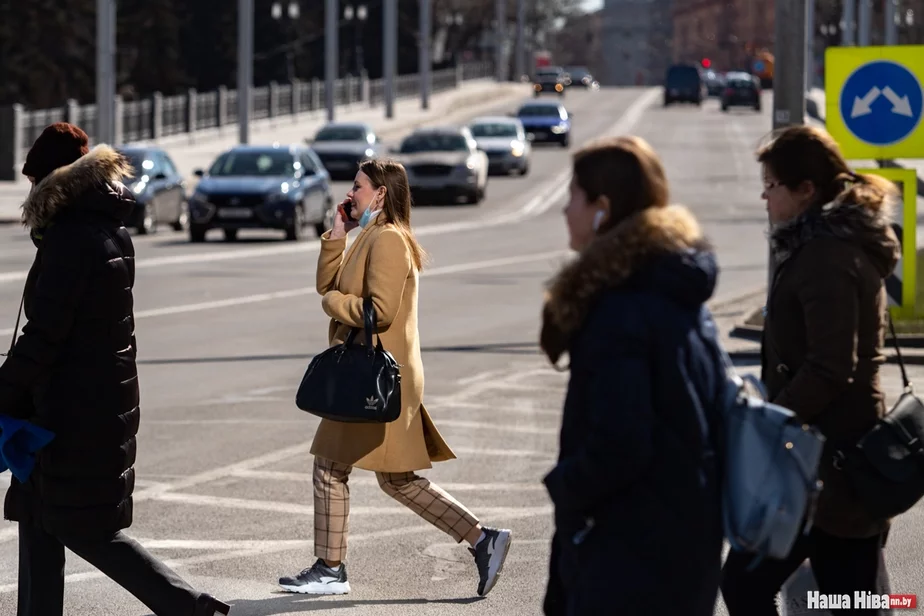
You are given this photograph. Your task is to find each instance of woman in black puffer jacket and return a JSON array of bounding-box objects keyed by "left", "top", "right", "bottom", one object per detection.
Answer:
[{"left": 0, "top": 122, "right": 230, "bottom": 616}]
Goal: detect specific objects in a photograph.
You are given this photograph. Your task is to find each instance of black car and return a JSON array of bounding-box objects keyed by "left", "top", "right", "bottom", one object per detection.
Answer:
[
  {"left": 189, "top": 145, "right": 335, "bottom": 242},
  {"left": 563, "top": 66, "right": 597, "bottom": 89},
  {"left": 117, "top": 146, "right": 188, "bottom": 234},
  {"left": 664, "top": 64, "right": 704, "bottom": 106},
  {"left": 533, "top": 67, "right": 566, "bottom": 97},
  {"left": 721, "top": 72, "right": 762, "bottom": 112}
]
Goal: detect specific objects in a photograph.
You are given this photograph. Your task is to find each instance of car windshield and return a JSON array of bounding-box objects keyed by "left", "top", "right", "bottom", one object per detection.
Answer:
[
  {"left": 208, "top": 151, "right": 294, "bottom": 176},
  {"left": 536, "top": 70, "right": 560, "bottom": 80},
  {"left": 119, "top": 151, "right": 149, "bottom": 177},
  {"left": 400, "top": 134, "right": 469, "bottom": 153},
  {"left": 566, "top": 67, "right": 589, "bottom": 79},
  {"left": 470, "top": 123, "right": 519, "bottom": 138},
  {"left": 728, "top": 79, "right": 754, "bottom": 89},
  {"left": 518, "top": 106, "right": 562, "bottom": 118},
  {"left": 667, "top": 66, "right": 700, "bottom": 87},
  {"left": 315, "top": 126, "right": 367, "bottom": 141}
]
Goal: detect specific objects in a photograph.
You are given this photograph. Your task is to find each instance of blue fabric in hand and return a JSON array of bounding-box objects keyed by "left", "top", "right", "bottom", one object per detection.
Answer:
[{"left": 0, "top": 415, "right": 55, "bottom": 483}]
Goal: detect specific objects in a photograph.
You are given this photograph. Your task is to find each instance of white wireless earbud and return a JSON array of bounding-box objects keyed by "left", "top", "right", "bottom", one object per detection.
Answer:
[{"left": 592, "top": 210, "right": 605, "bottom": 231}]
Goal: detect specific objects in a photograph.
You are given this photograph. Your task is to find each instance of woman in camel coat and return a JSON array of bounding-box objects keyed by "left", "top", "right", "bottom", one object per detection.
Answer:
[{"left": 277, "top": 159, "right": 512, "bottom": 598}]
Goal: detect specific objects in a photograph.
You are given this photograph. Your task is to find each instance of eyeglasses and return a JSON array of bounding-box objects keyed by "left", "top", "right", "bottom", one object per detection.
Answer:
[{"left": 762, "top": 180, "right": 781, "bottom": 192}]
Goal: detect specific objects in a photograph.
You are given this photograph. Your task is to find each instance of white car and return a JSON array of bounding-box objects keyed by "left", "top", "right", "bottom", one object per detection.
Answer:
[
  {"left": 468, "top": 116, "right": 531, "bottom": 176},
  {"left": 393, "top": 127, "right": 489, "bottom": 205},
  {"left": 307, "top": 122, "right": 385, "bottom": 181}
]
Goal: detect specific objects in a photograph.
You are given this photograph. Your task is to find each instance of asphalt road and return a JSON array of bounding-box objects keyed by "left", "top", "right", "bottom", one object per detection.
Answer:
[{"left": 3, "top": 87, "right": 919, "bottom": 615}]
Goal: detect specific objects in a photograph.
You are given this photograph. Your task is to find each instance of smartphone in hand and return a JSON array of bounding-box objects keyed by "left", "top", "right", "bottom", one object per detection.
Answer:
[{"left": 339, "top": 198, "right": 355, "bottom": 221}]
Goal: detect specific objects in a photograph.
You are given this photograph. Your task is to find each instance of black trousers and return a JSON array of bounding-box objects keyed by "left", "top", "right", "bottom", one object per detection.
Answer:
[
  {"left": 18, "top": 523, "right": 200, "bottom": 616},
  {"left": 721, "top": 527, "right": 886, "bottom": 616}
]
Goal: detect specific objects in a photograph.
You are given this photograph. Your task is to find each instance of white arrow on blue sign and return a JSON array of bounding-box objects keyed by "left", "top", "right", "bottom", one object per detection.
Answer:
[{"left": 839, "top": 60, "right": 923, "bottom": 146}]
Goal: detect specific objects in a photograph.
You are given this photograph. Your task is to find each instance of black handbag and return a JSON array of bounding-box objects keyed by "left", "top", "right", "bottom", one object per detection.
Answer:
[
  {"left": 834, "top": 316, "right": 924, "bottom": 520},
  {"left": 295, "top": 297, "right": 402, "bottom": 423}
]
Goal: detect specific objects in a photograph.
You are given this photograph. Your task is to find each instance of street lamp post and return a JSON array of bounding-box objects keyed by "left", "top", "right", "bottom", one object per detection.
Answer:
[
  {"left": 271, "top": 2, "right": 300, "bottom": 82},
  {"left": 325, "top": 0, "right": 339, "bottom": 122},
  {"left": 343, "top": 4, "right": 368, "bottom": 76},
  {"left": 445, "top": 13, "right": 463, "bottom": 65}
]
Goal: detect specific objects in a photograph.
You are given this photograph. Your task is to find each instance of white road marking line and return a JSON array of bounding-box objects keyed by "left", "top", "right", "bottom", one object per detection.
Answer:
[
  {"left": 0, "top": 526, "right": 18, "bottom": 545},
  {"left": 131, "top": 441, "right": 315, "bottom": 499},
  {"left": 437, "top": 419, "right": 558, "bottom": 435},
  {"left": 0, "top": 89, "right": 658, "bottom": 287},
  {"left": 451, "top": 446, "right": 554, "bottom": 458},
  {"left": 228, "top": 469, "right": 547, "bottom": 492},
  {"left": 0, "top": 250, "right": 571, "bottom": 336},
  {"left": 439, "top": 401, "right": 562, "bottom": 417},
  {"left": 0, "top": 505, "right": 554, "bottom": 594}
]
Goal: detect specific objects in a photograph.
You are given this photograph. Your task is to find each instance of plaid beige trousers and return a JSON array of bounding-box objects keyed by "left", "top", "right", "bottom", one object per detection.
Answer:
[{"left": 313, "top": 456, "right": 480, "bottom": 562}]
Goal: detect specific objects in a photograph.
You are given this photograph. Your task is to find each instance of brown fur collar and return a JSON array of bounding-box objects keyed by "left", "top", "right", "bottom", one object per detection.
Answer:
[
  {"left": 770, "top": 199, "right": 900, "bottom": 278},
  {"left": 540, "top": 205, "right": 708, "bottom": 363},
  {"left": 21, "top": 145, "right": 133, "bottom": 229}
]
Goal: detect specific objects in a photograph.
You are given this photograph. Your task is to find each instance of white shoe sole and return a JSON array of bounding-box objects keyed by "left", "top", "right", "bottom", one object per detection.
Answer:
[
  {"left": 480, "top": 530, "right": 512, "bottom": 597},
  {"left": 279, "top": 581, "right": 351, "bottom": 595}
]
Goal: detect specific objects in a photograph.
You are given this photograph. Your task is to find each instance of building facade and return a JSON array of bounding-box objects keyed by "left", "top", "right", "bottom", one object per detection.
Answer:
[
  {"left": 672, "top": 0, "right": 775, "bottom": 72},
  {"left": 600, "top": 0, "right": 674, "bottom": 86},
  {"left": 550, "top": 10, "right": 605, "bottom": 80}
]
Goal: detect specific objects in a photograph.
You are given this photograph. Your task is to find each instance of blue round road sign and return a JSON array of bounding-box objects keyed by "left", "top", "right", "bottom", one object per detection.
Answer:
[
  {"left": 839, "top": 60, "right": 923, "bottom": 146},
  {"left": 754, "top": 60, "right": 765, "bottom": 72}
]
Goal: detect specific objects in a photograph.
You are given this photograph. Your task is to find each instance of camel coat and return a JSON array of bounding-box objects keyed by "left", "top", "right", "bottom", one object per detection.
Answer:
[{"left": 309, "top": 217, "right": 456, "bottom": 472}]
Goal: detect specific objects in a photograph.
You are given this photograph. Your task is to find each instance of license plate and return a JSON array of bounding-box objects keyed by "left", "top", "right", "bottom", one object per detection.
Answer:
[
  {"left": 218, "top": 207, "right": 253, "bottom": 219},
  {"left": 325, "top": 161, "right": 351, "bottom": 169},
  {"left": 533, "top": 131, "right": 548, "bottom": 139}
]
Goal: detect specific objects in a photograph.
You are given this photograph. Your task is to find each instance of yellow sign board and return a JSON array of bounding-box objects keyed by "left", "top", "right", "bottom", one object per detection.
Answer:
[
  {"left": 826, "top": 46, "right": 924, "bottom": 159},
  {"left": 856, "top": 167, "right": 917, "bottom": 318}
]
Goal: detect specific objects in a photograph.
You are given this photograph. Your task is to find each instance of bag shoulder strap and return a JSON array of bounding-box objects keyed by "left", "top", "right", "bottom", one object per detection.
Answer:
[
  {"left": 886, "top": 313, "right": 912, "bottom": 393},
  {"left": 2, "top": 289, "right": 25, "bottom": 357}
]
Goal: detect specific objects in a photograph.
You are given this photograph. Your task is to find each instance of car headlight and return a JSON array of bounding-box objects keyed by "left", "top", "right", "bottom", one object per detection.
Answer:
[
  {"left": 365, "top": 148, "right": 375, "bottom": 158},
  {"left": 551, "top": 123, "right": 568, "bottom": 134},
  {"left": 131, "top": 181, "right": 147, "bottom": 195},
  {"left": 510, "top": 141, "right": 525, "bottom": 157},
  {"left": 466, "top": 159, "right": 476, "bottom": 170}
]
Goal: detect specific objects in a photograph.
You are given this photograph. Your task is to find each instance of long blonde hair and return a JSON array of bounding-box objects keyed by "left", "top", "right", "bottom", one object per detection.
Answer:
[{"left": 359, "top": 158, "right": 428, "bottom": 271}]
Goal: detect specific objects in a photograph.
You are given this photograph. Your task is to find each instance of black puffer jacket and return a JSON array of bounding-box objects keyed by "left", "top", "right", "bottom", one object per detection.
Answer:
[
  {"left": 1, "top": 145, "right": 140, "bottom": 538},
  {"left": 540, "top": 205, "right": 724, "bottom": 616}
]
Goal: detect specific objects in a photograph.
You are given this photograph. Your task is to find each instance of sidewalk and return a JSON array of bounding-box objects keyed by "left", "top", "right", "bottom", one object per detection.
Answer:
[{"left": 0, "top": 80, "right": 529, "bottom": 224}]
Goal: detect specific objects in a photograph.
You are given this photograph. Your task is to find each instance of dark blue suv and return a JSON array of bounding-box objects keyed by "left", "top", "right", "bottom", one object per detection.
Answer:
[
  {"left": 515, "top": 101, "right": 572, "bottom": 147},
  {"left": 189, "top": 145, "right": 335, "bottom": 242}
]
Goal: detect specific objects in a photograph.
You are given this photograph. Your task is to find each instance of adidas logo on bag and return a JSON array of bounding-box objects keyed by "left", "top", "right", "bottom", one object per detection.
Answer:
[{"left": 364, "top": 396, "right": 378, "bottom": 410}]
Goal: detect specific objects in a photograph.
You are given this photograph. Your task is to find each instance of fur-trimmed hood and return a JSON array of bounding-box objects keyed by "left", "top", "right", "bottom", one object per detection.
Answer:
[
  {"left": 540, "top": 205, "right": 716, "bottom": 362},
  {"left": 770, "top": 199, "right": 900, "bottom": 278},
  {"left": 21, "top": 145, "right": 134, "bottom": 229}
]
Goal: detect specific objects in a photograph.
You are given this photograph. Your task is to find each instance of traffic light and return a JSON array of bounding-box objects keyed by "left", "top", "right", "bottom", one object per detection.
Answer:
[{"left": 702, "top": 58, "right": 712, "bottom": 68}]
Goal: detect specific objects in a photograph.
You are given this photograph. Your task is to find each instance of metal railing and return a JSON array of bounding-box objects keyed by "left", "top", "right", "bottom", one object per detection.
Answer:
[{"left": 1, "top": 61, "right": 494, "bottom": 180}]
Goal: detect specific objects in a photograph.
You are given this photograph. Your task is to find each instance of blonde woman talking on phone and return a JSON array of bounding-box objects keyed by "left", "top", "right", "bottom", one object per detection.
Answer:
[{"left": 278, "top": 158, "right": 512, "bottom": 597}]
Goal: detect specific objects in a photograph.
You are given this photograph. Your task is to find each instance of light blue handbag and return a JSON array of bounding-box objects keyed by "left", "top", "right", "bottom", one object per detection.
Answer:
[{"left": 700, "top": 310, "right": 826, "bottom": 567}]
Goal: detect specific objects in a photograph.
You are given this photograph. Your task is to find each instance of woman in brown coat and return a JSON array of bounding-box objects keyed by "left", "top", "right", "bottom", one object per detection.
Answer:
[
  {"left": 721, "top": 126, "right": 900, "bottom": 615},
  {"left": 277, "top": 159, "right": 511, "bottom": 597}
]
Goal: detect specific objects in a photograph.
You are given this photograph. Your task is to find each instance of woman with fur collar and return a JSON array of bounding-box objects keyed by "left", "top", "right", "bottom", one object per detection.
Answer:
[
  {"left": 721, "top": 126, "right": 899, "bottom": 615},
  {"left": 540, "top": 136, "right": 725, "bottom": 615},
  {"left": 0, "top": 123, "right": 230, "bottom": 616}
]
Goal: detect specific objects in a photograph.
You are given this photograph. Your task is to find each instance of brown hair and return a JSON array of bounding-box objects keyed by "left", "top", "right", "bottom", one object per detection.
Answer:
[
  {"left": 572, "top": 135, "right": 670, "bottom": 231},
  {"left": 358, "top": 158, "right": 428, "bottom": 271},
  {"left": 756, "top": 125, "right": 897, "bottom": 210}
]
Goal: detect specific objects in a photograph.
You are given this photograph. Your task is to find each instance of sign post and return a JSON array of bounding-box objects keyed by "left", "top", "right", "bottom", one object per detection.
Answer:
[
  {"left": 826, "top": 45, "right": 924, "bottom": 320},
  {"left": 825, "top": 46, "right": 924, "bottom": 160},
  {"left": 855, "top": 168, "right": 918, "bottom": 319}
]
